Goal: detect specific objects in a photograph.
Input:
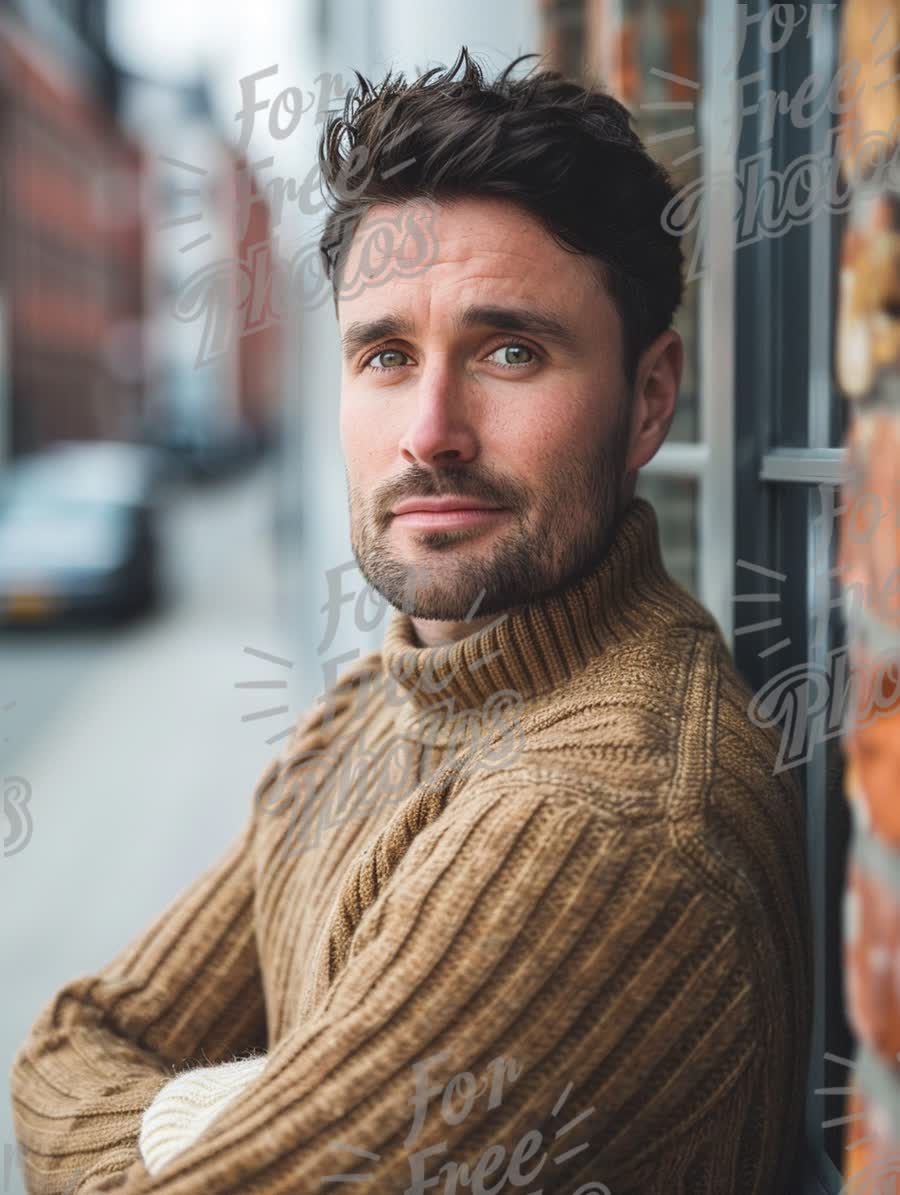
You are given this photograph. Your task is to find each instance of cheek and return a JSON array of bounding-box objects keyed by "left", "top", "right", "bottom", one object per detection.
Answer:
[
  {"left": 342, "top": 388, "right": 408, "bottom": 457},
  {"left": 341, "top": 408, "right": 391, "bottom": 478},
  {"left": 340, "top": 394, "right": 369, "bottom": 456},
  {"left": 490, "top": 402, "right": 589, "bottom": 466},
  {"left": 339, "top": 419, "right": 367, "bottom": 486}
]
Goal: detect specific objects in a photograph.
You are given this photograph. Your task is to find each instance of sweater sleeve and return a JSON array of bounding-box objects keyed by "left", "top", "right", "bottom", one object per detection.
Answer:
[
  {"left": 9, "top": 757, "right": 280, "bottom": 1195},
  {"left": 72, "top": 776, "right": 764, "bottom": 1195}
]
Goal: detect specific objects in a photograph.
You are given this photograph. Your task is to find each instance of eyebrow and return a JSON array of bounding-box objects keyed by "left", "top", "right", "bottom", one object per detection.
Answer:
[
  {"left": 340, "top": 303, "right": 581, "bottom": 362},
  {"left": 341, "top": 314, "right": 413, "bottom": 362}
]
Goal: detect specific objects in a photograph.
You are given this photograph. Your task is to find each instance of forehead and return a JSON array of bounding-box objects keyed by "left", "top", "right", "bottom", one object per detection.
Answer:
[{"left": 336, "top": 195, "right": 617, "bottom": 329}]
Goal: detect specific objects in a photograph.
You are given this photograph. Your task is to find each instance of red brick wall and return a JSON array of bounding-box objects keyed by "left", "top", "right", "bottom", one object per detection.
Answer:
[
  {"left": 834, "top": 0, "right": 900, "bottom": 1182},
  {"left": 0, "top": 14, "right": 145, "bottom": 455}
]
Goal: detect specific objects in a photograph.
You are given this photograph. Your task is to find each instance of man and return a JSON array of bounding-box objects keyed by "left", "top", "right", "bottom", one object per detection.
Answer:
[{"left": 11, "top": 48, "right": 813, "bottom": 1194}]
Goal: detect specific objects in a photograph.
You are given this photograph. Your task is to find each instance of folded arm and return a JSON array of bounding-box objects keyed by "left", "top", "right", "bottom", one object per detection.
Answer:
[{"left": 76, "top": 774, "right": 761, "bottom": 1195}]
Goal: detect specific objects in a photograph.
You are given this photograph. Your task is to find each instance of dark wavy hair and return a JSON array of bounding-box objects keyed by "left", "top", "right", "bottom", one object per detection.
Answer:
[{"left": 317, "top": 46, "right": 685, "bottom": 393}]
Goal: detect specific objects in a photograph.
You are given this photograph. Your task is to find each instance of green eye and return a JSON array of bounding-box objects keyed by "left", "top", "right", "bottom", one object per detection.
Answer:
[
  {"left": 488, "top": 344, "right": 535, "bottom": 369},
  {"left": 366, "top": 349, "right": 408, "bottom": 371}
]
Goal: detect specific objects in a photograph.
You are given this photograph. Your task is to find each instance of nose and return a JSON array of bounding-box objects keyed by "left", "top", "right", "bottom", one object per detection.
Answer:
[{"left": 398, "top": 358, "right": 479, "bottom": 468}]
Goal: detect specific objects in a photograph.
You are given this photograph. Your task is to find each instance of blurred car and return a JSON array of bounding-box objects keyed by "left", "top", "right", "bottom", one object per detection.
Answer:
[
  {"left": 161, "top": 417, "right": 260, "bottom": 481},
  {"left": 149, "top": 410, "right": 263, "bottom": 482},
  {"left": 0, "top": 441, "right": 166, "bottom": 626},
  {"left": 144, "top": 367, "right": 264, "bottom": 484}
]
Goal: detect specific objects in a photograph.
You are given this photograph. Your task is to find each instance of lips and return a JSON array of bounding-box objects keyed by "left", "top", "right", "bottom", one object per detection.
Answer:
[
  {"left": 391, "top": 498, "right": 502, "bottom": 516},
  {"left": 389, "top": 499, "right": 510, "bottom": 532}
]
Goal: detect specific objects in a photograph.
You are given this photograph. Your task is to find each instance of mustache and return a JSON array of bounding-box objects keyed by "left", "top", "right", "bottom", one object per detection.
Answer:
[{"left": 377, "top": 467, "right": 521, "bottom": 517}]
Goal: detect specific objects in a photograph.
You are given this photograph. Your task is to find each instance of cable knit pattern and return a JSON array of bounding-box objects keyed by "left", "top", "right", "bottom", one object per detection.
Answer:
[
  {"left": 138, "top": 1056, "right": 268, "bottom": 1177},
  {"left": 9, "top": 497, "right": 813, "bottom": 1195}
]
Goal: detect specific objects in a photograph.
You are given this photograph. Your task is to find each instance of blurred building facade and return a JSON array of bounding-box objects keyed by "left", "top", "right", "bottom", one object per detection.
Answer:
[
  {"left": 0, "top": 6, "right": 145, "bottom": 458},
  {"left": 0, "top": 0, "right": 281, "bottom": 476},
  {"left": 121, "top": 75, "right": 281, "bottom": 474}
]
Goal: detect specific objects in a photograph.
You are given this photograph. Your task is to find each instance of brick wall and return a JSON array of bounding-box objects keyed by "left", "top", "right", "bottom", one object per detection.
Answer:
[
  {"left": 0, "top": 13, "right": 145, "bottom": 456},
  {"left": 834, "top": 0, "right": 900, "bottom": 1182}
]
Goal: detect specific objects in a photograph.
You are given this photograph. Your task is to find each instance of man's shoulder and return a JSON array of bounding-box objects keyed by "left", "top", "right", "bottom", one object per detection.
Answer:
[
  {"left": 533, "top": 620, "right": 796, "bottom": 789},
  {"left": 506, "top": 621, "right": 806, "bottom": 882},
  {"left": 456, "top": 753, "right": 783, "bottom": 936}
]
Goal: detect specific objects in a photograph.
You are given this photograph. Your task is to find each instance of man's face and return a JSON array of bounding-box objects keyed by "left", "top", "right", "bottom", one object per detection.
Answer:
[{"left": 338, "top": 195, "right": 640, "bottom": 641}]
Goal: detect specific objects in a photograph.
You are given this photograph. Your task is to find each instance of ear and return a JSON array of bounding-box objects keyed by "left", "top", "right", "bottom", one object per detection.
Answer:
[{"left": 625, "top": 330, "right": 683, "bottom": 472}]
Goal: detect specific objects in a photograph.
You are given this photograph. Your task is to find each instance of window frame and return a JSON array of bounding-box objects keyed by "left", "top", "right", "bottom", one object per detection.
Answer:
[{"left": 730, "top": 3, "right": 851, "bottom": 1192}]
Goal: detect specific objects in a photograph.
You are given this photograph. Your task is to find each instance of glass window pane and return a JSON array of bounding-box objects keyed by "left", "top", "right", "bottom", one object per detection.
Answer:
[{"left": 830, "top": 201, "right": 851, "bottom": 447}]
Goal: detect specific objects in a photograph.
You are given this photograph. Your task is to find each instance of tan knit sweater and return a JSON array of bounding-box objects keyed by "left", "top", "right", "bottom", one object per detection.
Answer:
[{"left": 9, "top": 496, "right": 813, "bottom": 1195}]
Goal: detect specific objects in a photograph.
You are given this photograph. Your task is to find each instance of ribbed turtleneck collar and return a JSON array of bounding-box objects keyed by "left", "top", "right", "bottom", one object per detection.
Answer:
[{"left": 379, "top": 496, "right": 696, "bottom": 715}]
